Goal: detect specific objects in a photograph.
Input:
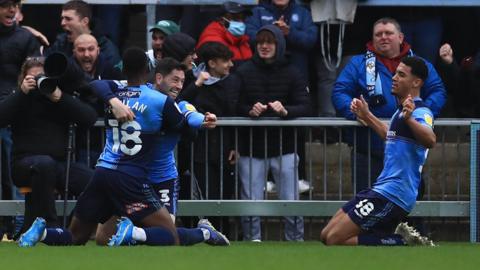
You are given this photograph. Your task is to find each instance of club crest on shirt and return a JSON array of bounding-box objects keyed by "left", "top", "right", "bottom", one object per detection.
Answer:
[{"left": 424, "top": 114, "right": 433, "bottom": 127}]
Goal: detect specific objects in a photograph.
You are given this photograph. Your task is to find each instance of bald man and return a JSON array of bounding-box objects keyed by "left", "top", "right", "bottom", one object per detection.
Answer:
[
  {"left": 72, "top": 33, "right": 122, "bottom": 80},
  {"left": 73, "top": 34, "right": 100, "bottom": 76}
]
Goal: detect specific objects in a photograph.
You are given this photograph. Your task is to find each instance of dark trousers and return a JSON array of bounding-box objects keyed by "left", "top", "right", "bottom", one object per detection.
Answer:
[
  {"left": 0, "top": 128, "right": 14, "bottom": 237},
  {"left": 12, "top": 155, "right": 93, "bottom": 230}
]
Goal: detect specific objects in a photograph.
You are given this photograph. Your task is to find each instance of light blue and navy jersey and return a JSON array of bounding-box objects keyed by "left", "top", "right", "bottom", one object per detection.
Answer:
[
  {"left": 90, "top": 80, "right": 185, "bottom": 179},
  {"left": 372, "top": 97, "right": 434, "bottom": 212},
  {"left": 149, "top": 100, "right": 205, "bottom": 183}
]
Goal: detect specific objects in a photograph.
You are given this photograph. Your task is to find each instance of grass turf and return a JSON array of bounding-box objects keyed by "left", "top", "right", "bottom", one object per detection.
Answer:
[{"left": 1, "top": 241, "right": 479, "bottom": 270}]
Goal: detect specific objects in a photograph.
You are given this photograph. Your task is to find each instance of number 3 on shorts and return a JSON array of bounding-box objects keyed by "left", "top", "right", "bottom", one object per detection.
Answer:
[{"left": 355, "top": 199, "right": 375, "bottom": 217}]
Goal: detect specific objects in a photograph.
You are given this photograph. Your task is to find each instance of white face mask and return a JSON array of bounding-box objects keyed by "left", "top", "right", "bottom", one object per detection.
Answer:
[{"left": 223, "top": 17, "right": 246, "bottom": 37}]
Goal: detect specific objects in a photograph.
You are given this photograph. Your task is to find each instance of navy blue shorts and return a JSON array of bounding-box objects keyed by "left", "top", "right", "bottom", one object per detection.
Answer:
[
  {"left": 75, "top": 167, "right": 162, "bottom": 224},
  {"left": 342, "top": 189, "right": 408, "bottom": 234},
  {"left": 151, "top": 178, "right": 179, "bottom": 216}
]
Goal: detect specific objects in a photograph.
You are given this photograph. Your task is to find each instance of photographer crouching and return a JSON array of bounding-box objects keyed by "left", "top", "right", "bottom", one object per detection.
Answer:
[{"left": 0, "top": 56, "right": 97, "bottom": 233}]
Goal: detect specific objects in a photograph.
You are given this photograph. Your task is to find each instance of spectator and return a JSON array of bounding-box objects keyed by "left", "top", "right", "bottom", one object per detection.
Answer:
[
  {"left": 178, "top": 42, "right": 238, "bottom": 233},
  {"left": 332, "top": 17, "right": 446, "bottom": 192},
  {"left": 146, "top": 20, "right": 180, "bottom": 68},
  {"left": 14, "top": 3, "right": 49, "bottom": 48},
  {"left": 161, "top": 32, "right": 198, "bottom": 217},
  {"left": 45, "top": 0, "right": 120, "bottom": 67},
  {"left": 197, "top": 1, "right": 253, "bottom": 68},
  {"left": 437, "top": 43, "right": 480, "bottom": 118},
  {"left": 72, "top": 33, "right": 122, "bottom": 167},
  {"left": 73, "top": 34, "right": 122, "bottom": 81},
  {"left": 235, "top": 25, "right": 311, "bottom": 241},
  {"left": 245, "top": 0, "right": 317, "bottom": 81},
  {"left": 246, "top": 0, "right": 315, "bottom": 197},
  {"left": 162, "top": 32, "right": 198, "bottom": 89},
  {"left": 0, "top": 57, "right": 97, "bottom": 231},
  {"left": 0, "top": 0, "right": 40, "bottom": 239}
]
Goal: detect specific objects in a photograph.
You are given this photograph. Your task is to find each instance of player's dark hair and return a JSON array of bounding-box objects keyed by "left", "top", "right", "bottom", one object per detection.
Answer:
[
  {"left": 197, "top": 42, "right": 233, "bottom": 71},
  {"left": 62, "top": 0, "right": 92, "bottom": 21},
  {"left": 401, "top": 56, "right": 428, "bottom": 82},
  {"left": 155, "top": 57, "right": 187, "bottom": 77},
  {"left": 122, "top": 47, "right": 149, "bottom": 80}
]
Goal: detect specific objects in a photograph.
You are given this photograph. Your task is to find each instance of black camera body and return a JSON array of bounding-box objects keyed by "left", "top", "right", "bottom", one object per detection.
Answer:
[
  {"left": 35, "top": 52, "right": 89, "bottom": 95},
  {"left": 34, "top": 74, "right": 57, "bottom": 94}
]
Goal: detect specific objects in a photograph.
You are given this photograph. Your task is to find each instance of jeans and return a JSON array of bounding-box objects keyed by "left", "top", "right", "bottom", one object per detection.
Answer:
[{"left": 239, "top": 153, "right": 304, "bottom": 241}]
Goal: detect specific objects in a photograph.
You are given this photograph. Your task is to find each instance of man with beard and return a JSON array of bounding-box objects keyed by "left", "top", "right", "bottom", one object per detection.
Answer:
[{"left": 73, "top": 34, "right": 122, "bottom": 80}]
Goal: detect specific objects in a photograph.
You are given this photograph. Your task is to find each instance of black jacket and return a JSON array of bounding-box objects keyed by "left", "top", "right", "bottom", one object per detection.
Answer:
[
  {"left": 0, "top": 23, "right": 40, "bottom": 100},
  {"left": 0, "top": 90, "right": 97, "bottom": 161},
  {"left": 235, "top": 25, "right": 311, "bottom": 157},
  {"left": 179, "top": 76, "right": 239, "bottom": 163}
]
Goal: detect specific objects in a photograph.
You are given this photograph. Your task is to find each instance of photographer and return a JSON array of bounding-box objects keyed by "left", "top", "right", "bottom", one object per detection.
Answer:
[{"left": 0, "top": 57, "right": 97, "bottom": 231}]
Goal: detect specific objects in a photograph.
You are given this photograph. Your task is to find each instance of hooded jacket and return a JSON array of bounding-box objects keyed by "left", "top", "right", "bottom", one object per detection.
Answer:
[
  {"left": 235, "top": 25, "right": 311, "bottom": 157},
  {"left": 245, "top": 0, "right": 317, "bottom": 78}
]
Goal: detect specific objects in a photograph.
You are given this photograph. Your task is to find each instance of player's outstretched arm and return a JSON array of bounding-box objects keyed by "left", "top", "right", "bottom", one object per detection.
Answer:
[{"left": 350, "top": 95, "right": 388, "bottom": 140}]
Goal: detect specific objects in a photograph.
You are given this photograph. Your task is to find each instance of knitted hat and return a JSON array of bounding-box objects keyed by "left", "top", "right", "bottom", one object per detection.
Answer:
[
  {"left": 162, "top": 32, "right": 196, "bottom": 62},
  {"left": 149, "top": 20, "right": 180, "bottom": 36}
]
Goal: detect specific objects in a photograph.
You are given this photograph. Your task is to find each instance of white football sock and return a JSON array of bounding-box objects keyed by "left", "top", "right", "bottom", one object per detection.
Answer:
[
  {"left": 132, "top": 226, "right": 147, "bottom": 242},
  {"left": 200, "top": 228, "right": 210, "bottom": 240},
  {"left": 40, "top": 229, "right": 47, "bottom": 241}
]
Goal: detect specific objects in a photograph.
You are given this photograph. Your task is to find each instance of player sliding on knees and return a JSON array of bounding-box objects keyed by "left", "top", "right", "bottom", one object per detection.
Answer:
[
  {"left": 94, "top": 57, "right": 227, "bottom": 247},
  {"left": 18, "top": 48, "right": 228, "bottom": 247},
  {"left": 321, "top": 56, "right": 436, "bottom": 246}
]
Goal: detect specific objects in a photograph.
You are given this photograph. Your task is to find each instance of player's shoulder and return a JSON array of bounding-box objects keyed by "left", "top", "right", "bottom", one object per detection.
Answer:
[
  {"left": 413, "top": 103, "right": 434, "bottom": 128},
  {"left": 413, "top": 99, "right": 433, "bottom": 116}
]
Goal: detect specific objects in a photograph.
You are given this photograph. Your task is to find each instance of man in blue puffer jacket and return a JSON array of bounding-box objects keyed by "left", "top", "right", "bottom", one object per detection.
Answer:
[
  {"left": 332, "top": 17, "right": 446, "bottom": 192},
  {"left": 245, "top": 0, "right": 317, "bottom": 80}
]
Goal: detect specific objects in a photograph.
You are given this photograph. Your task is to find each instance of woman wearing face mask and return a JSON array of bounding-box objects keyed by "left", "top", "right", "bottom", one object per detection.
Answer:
[{"left": 197, "top": 1, "right": 252, "bottom": 69}]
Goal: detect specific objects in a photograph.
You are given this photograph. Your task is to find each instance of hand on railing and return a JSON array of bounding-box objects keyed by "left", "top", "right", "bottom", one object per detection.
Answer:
[
  {"left": 268, "top": 101, "right": 288, "bottom": 117},
  {"left": 350, "top": 95, "right": 370, "bottom": 126},
  {"left": 249, "top": 102, "right": 268, "bottom": 117}
]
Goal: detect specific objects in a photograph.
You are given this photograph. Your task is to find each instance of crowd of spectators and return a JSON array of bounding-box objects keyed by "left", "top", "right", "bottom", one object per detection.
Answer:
[{"left": 1, "top": 0, "right": 479, "bottom": 242}]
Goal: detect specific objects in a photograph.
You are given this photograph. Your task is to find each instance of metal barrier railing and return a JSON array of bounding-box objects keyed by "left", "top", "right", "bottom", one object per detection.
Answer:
[{"left": 0, "top": 118, "right": 476, "bottom": 241}]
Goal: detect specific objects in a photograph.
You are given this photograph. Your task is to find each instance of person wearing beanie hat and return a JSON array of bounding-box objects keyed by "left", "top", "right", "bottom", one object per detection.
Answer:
[
  {"left": 147, "top": 20, "right": 180, "bottom": 65},
  {"left": 162, "top": 32, "right": 198, "bottom": 88}
]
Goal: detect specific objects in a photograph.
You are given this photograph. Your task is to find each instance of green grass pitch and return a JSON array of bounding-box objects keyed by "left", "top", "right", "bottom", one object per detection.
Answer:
[{"left": 1, "top": 241, "right": 479, "bottom": 270}]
